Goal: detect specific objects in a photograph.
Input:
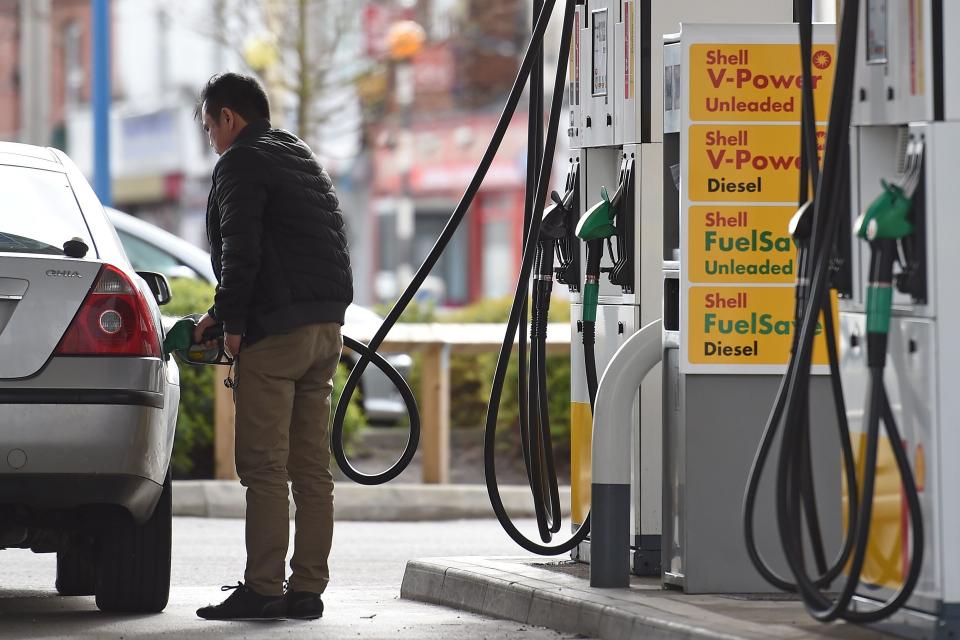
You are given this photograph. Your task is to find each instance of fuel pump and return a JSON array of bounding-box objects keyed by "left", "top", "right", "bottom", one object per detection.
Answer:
[
  {"left": 569, "top": 0, "right": 796, "bottom": 580},
  {"left": 742, "top": 0, "right": 960, "bottom": 634}
]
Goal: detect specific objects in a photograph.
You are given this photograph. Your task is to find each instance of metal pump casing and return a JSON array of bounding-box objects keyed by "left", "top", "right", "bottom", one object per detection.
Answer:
[
  {"left": 660, "top": 22, "right": 842, "bottom": 594},
  {"left": 566, "top": 0, "right": 795, "bottom": 578}
]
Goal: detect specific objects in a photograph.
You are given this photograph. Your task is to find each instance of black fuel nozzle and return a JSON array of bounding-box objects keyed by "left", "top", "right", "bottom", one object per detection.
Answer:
[
  {"left": 540, "top": 190, "right": 571, "bottom": 241},
  {"left": 606, "top": 156, "right": 634, "bottom": 291},
  {"left": 555, "top": 161, "right": 582, "bottom": 292},
  {"left": 895, "top": 232, "right": 924, "bottom": 301},
  {"left": 789, "top": 200, "right": 814, "bottom": 246},
  {"left": 788, "top": 200, "right": 815, "bottom": 313}
]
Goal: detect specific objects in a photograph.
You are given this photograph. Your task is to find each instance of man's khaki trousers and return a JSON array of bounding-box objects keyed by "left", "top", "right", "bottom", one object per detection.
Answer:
[{"left": 233, "top": 322, "right": 342, "bottom": 596}]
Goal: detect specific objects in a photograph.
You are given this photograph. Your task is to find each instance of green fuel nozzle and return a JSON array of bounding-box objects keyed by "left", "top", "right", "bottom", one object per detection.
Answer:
[
  {"left": 162, "top": 315, "right": 233, "bottom": 366},
  {"left": 855, "top": 180, "right": 915, "bottom": 244},
  {"left": 576, "top": 185, "right": 619, "bottom": 242},
  {"left": 856, "top": 180, "right": 917, "bottom": 366},
  {"left": 576, "top": 186, "right": 620, "bottom": 324}
]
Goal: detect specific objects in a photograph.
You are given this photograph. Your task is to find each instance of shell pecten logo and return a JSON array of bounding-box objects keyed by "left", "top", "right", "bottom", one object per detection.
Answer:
[{"left": 812, "top": 49, "right": 833, "bottom": 70}]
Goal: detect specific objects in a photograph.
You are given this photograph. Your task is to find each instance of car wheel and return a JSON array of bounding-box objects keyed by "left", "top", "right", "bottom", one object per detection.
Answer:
[
  {"left": 56, "top": 537, "right": 96, "bottom": 596},
  {"left": 95, "top": 470, "right": 172, "bottom": 613}
]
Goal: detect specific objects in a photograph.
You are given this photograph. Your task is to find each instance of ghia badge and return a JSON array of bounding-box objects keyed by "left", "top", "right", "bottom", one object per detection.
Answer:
[{"left": 46, "top": 270, "right": 82, "bottom": 278}]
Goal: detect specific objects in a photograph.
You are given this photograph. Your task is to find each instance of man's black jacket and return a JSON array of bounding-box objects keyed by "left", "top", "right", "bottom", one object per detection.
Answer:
[{"left": 206, "top": 119, "right": 353, "bottom": 340}]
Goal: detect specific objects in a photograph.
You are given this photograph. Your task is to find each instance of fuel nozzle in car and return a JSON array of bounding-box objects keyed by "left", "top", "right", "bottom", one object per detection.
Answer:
[{"left": 162, "top": 315, "right": 233, "bottom": 366}]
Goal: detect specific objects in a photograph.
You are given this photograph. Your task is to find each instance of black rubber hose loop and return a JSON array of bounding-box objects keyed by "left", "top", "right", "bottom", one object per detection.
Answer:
[{"left": 339, "top": 335, "right": 420, "bottom": 483}]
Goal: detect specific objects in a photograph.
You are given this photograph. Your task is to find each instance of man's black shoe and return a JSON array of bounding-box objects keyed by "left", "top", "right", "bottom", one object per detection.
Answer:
[
  {"left": 196, "top": 582, "right": 287, "bottom": 621},
  {"left": 285, "top": 590, "right": 324, "bottom": 620}
]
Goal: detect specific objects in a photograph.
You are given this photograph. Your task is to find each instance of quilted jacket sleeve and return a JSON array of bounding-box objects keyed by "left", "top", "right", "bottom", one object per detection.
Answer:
[{"left": 211, "top": 146, "right": 269, "bottom": 334}]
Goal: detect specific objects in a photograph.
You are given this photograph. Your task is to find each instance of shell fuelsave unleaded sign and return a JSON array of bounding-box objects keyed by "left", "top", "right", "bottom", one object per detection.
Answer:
[{"left": 680, "top": 24, "right": 837, "bottom": 374}]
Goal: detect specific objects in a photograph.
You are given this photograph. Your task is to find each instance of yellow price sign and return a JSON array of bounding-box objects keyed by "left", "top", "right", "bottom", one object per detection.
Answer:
[
  {"left": 687, "top": 206, "right": 797, "bottom": 284},
  {"left": 688, "top": 124, "right": 825, "bottom": 203},
  {"left": 687, "top": 286, "right": 834, "bottom": 366},
  {"left": 689, "top": 44, "right": 835, "bottom": 122}
]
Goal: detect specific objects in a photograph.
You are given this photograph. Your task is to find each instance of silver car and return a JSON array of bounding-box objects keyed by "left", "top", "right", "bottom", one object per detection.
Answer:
[
  {"left": 0, "top": 142, "right": 178, "bottom": 613},
  {"left": 107, "top": 208, "right": 413, "bottom": 423}
]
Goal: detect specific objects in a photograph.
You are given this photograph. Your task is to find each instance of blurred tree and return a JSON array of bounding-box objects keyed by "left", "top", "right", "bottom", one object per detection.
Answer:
[
  {"left": 180, "top": 0, "right": 368, "bottom": 155},
  {"left": 453, "top": 0, "right": 525, "bottom": 109}
]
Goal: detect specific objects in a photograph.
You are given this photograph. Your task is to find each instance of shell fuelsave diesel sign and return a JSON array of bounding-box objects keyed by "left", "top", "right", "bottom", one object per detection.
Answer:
[{"left": 680, "top": 25, "right": 837, "bottom": 373}]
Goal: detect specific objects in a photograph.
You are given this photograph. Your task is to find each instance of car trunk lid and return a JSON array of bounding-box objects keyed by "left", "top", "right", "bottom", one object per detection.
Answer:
[{"left": 0, "top": 256, "right": 102, "bottom": 379}]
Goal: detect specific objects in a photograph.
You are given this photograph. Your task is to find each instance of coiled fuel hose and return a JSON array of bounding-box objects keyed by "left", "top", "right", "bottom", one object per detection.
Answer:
[
  {"left": 742, "top": 0, "right": 924, "bottom": 622},
  {"left": 525, "top": 191, "right": 578, "bottom": 542},
  {"left": 482, "top": 0, "right": 592, "bottom": 554}
]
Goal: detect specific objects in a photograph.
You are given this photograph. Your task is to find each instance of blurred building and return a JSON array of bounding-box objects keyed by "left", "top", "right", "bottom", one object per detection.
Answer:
[
  {"left": 68, "top": 0, "right": 377, "bottom": 304},
  {"left": 65, "top": 0, "right": 244, "bottom": 250},
  {"left": 0, "top": 0, "right": 93, "bottom": 147},
  {"left": 1, "top": 0, "right": 378, "bottom": 304},
  {"left": 0, "top": 0, "right": 224, "bottom": 248},
  {"left": 1, "top": 0, "right": 580, "bottom": 308},
  {"left": 361, "top": 0, "right": 565, "bottom": 306}
]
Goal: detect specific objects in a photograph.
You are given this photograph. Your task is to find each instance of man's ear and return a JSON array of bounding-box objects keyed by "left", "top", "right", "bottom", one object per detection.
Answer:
[{"left": 221, "top": 107, "right": 234, "bottom": 130}]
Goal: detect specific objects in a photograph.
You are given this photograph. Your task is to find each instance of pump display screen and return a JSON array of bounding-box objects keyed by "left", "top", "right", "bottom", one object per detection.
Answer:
[
  {"left": 592, "top": 9, "right": 608, "bottom": 96},
  {"left": 866, "top": 0, "right": 888, "bottom": 64}
]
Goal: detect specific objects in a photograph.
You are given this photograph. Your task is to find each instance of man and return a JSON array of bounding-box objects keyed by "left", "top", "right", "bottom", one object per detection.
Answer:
[{"left": 192, "top": 73, "right": 353, "bottom": 621}]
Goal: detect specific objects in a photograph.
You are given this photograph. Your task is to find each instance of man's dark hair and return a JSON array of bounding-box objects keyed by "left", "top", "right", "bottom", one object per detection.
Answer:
[{"left": 196, "top": 73, "right": 271, "bottom": 123}]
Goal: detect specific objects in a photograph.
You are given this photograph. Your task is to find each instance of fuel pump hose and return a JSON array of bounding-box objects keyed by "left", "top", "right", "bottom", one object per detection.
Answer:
[
  {"left": 483, "top": 0, "right": 592, "bottom": 556},
  {"left": 330, "top": 0, "right": 562, "bottom": 485}
]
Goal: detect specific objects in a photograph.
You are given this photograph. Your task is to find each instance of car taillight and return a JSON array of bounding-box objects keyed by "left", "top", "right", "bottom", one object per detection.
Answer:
[{"left": 55, "top": 264, "right": 162, "bottom": 357}]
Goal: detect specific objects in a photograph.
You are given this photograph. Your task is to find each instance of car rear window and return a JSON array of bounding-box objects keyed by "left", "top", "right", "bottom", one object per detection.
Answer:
[
  {"left": 116, "top": 229, "right": 203, "bottom": 279},
  {"left": 0, "top": 165, "right": 93, "bottom": 256}
]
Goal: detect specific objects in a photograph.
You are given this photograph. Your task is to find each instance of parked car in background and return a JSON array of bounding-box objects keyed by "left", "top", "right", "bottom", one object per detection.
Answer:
[
  {"left": 0, "top": 143, "right": 177, "bottom": 612},
  {"left": 106, "top": 208, "right": 412, "bottom": 423}
]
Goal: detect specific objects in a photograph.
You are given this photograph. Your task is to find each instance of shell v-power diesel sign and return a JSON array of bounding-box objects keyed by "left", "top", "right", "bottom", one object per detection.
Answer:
[{"left": 680, "top": 27, "right": 836, "bottom": 373}]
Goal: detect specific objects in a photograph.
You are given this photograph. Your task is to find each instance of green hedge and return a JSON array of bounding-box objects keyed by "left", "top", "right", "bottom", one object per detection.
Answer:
[
  {"left": 165, "top": 278, "right": 365, "bottom": 478},
  {"left": 165, "top": 278, "right": 216, "bottom": 478}
]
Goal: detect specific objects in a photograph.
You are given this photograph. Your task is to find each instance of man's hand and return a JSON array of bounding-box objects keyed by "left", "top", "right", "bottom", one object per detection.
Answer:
[
  {"left": 224, "top": 333, "right": 242, "bottom": 359},
  {"left": 193, "top": 313, "right": 219, "bottom": 348}
]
